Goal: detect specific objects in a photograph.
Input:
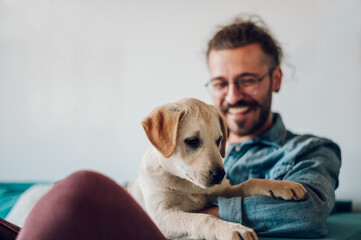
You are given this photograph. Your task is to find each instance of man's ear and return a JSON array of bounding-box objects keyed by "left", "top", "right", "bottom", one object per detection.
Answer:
[
  {"left": 142, "top": 104, "right": 185, "bottom": 158},
  {"left": 217, "top": 111, "right": 228, "bottom": 158},
  {"left": 272, "top": 66, "right": 282, "bottom": 93}
]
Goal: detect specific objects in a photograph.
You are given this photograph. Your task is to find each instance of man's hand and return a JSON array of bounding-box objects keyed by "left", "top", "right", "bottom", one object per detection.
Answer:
[{"left": 198, "top": 206, "right": 220, "bottom": 218}]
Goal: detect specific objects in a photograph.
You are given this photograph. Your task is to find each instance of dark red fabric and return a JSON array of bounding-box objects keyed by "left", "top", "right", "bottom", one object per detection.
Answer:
[
  {"left": 16, "top": 170, "right": 166, "bottom": 240},
  {"left": 0, "top": 217, "right": 20, "bottom": 240}
]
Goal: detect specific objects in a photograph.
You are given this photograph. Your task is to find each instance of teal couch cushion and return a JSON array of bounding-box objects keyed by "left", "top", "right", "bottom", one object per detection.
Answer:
[
  {"left": 261, "top": 213, "right": 361, "bottom": 240},
  {"left": 325, "top": 213, "right": 361, "bottom": 240},
  {"left": 0, "top": 183, "right": 35, "bottom": 218}
]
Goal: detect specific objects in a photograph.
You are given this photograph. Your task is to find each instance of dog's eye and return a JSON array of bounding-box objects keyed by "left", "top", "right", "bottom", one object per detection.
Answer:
[
  {"left": 216, "top": 137, "right": 223, "bottom": 147},
  {"left": 184, "top": 137, "right": 200, "bottom": 149}
]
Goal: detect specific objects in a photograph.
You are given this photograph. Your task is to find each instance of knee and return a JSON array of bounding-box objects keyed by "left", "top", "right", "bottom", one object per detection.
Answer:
[
  {"left": 53, "top": 170, "right": 122, "bottom": 207},
  {"left": 63, "top": 170, "right": 110, "bottom": 189}
]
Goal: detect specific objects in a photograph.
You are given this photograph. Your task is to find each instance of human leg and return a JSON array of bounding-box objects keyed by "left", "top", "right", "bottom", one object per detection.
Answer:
[{"left": 17, "top": 170, "right": 166, "bottom": 240}]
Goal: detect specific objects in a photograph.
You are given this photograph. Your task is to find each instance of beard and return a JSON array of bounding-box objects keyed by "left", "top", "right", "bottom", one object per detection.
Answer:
[{"left": 220, "top": 86, "right": 273, "bottom": 137}]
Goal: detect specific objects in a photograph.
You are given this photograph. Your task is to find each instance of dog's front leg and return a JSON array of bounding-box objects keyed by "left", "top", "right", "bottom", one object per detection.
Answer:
[
  {"left": 153, "top": 210, "right": 258, "bottom": 240},
  {"left": 221, "top": 179, "right": 307, "bottom": 201}
]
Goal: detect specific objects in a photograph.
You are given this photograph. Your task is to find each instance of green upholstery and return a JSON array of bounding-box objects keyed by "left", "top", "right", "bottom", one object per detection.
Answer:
[
  {"left": 325, "top": 213, "right": 361, "bottom": 239},
  {"left": 261, "top": 213, "right": 361, "bottom": 240}
]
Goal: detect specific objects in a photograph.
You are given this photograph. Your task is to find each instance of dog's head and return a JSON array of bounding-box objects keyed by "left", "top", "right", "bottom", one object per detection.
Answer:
[{"left": 142, "top": 98, "right": 228, "bottom": 188}]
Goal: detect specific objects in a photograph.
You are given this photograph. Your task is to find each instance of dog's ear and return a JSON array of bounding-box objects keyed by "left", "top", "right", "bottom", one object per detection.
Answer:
[
  {"left": 142, "top": 105, "right": 185, "bottom": 158},
  {"left": 217, "top": 112, "right": 228, "bottom": 158}
]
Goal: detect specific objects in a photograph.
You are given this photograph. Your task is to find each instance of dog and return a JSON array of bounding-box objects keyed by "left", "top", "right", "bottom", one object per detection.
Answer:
[{"left": 127, "top": 98, "right": 307, "bottom": 240}]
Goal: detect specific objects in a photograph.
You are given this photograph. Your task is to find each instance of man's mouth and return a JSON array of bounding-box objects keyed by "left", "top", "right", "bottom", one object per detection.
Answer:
[{"left": 228, "top": 106, "right": 250, "bottom": 114}]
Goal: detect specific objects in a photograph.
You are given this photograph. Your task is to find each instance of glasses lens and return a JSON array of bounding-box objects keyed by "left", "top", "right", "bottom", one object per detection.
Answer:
[{"left": 239, "top": 78, "right": 259, "bottom": 95}]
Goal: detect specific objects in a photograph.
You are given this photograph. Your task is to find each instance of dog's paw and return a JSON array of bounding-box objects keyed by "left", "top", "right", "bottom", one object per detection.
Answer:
[
  {"left": 216, "top": 222, "right": 258, "bottom": 240},
  {"left": 269, "top": 180, "right": 307, "bottom": 201}
]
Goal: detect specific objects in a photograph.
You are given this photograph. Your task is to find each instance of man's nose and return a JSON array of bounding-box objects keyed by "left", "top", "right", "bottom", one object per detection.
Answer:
[{"left": 224, "top": 83, "right": 244, "bottom": 105}]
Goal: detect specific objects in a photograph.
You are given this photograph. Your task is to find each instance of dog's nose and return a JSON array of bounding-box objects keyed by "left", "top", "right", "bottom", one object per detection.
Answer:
[{"left": 209, "top": 167, "right": 225, "bottom": 185}]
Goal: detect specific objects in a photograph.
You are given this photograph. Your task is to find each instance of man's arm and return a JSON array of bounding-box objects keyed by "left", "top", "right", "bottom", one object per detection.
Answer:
[{"left": 217, "top": 142, "right": 341, "bottom": 238}]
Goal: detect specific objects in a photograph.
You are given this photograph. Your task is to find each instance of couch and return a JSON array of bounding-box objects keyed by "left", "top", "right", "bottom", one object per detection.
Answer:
[{"left": 1, "top": 183, "right": 360, "bottom": 239}]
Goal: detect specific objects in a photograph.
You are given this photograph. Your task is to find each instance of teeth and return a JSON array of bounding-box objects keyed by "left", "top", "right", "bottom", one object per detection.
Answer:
[{"left": 228, "top": 106, "right": 249, "bottom": 114}]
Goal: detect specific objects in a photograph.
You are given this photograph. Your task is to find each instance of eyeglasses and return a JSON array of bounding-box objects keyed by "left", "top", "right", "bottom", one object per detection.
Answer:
[{"left": 205, "top": 68, "right": 275, "bottom": 99}]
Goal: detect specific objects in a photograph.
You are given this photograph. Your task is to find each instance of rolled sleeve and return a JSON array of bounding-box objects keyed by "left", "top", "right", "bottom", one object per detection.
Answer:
[{"left": 217, "top": 196, "right": 243, "bottom": 223}]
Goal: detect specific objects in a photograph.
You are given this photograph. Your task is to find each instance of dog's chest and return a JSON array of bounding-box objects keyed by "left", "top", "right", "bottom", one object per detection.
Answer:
[{"left": 178, "top": 193, "right": 216, "bottom": 211}]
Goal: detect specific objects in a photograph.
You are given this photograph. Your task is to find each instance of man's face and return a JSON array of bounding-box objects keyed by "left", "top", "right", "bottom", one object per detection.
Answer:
[{"left": 208, "top": 44, "right": 280, "bottom": 139}]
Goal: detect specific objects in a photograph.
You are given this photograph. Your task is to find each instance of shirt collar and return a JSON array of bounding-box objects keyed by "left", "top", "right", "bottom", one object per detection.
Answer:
[
  {"left": 227, "top": 112, "right": 287, "bottom": 150},
  {"left": 256, "top": 112, "right": 287, "bottom": 146}
]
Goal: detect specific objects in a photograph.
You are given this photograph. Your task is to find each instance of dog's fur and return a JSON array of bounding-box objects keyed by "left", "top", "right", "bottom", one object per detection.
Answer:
[{"left": 127, "top": 98, "right": 307, "bottom": 240}]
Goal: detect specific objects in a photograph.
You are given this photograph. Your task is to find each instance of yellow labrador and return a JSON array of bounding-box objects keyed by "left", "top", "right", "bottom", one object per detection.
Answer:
[{"left": 127, "top": 98, "right": 307, "bottom": 240}]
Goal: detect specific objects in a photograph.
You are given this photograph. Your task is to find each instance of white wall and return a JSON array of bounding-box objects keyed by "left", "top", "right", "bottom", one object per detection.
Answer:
[{"left": 1, "top": 0, "right": 360, "bottom": 211}]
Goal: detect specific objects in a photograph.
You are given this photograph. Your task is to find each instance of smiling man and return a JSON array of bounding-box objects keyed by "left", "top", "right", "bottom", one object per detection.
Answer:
[{"left": 202, "top": 16, "right": 342, "bottom": 238}]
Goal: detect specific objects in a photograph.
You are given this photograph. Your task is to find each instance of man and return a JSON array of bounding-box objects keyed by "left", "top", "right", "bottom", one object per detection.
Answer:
[{"left": 201, "top": 16, "right": 341, "bottom": 238}]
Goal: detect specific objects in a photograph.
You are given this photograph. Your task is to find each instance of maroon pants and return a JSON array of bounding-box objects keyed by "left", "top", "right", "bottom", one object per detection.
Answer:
[{"left": 0, "top": 171, "right": 166, "bottom": 240}]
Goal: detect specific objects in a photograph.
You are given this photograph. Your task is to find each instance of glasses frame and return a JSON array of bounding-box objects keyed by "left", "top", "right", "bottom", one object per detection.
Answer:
[{"left": 205, "top": 67, "right": 275, "bottom": 98}]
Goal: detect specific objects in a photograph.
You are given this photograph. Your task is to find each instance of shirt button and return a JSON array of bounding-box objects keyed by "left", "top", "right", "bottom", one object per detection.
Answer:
[{"left": 234, "top": 146, "right": 241, "bottom": 152}]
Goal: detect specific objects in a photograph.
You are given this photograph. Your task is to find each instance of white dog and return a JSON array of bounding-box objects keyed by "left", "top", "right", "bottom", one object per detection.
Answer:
[{"left": 127, "top": 98, "right": 307, "bottom": 240}]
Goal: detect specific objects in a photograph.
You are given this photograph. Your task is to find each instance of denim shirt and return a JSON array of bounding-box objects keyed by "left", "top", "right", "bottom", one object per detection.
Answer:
[{"left": 217, "top": 113, "right": 341, "bottom": 238}]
